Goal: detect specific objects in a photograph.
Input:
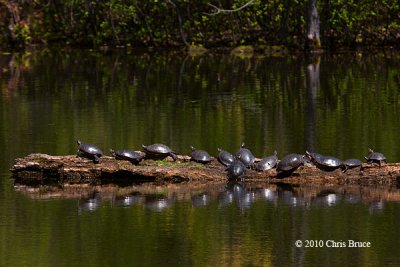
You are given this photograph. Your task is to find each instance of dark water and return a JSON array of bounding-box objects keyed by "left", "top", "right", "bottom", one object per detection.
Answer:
[{"left": 1, "top": 49, "right": 400, "bottom": 266}]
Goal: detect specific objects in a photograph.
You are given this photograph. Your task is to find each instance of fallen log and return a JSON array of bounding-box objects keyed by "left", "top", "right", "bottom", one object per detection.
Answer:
[{"left": 9, "top": 153, "right": 400, "bottom": 186}]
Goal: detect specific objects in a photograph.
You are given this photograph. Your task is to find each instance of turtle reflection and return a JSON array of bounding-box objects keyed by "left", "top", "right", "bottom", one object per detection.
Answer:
[
  {"left": 115, "top": 194, "right": 143, "bottom": 207},
  {"left": 75, "top": 183, "right": 396, "bottom": 213},
  {"left": 78, "top": 193, "right": 101, "bottom": 214},
  {"left": 144, "top": 194, "right": 176, "bottom": 212},
  {"left": 191, "top": 193, "right": 211, "bottom": 207},
  {"left": 218, "top": 181, "right": 256, "bottom": 210}
]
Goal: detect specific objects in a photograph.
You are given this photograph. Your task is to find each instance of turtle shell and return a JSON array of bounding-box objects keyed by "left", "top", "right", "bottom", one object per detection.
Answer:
[
  {"left": 190, "top": 146, "right": 213, "bottom": 163},
  {"left": 364, "top": 148, "right": 386, "bottom": 166},
  {"left": 110, "top": 149, "right": 144, "bottom": 164},
  {"left": 254, "top": 151, "right": 278, "bottom": 171},
  {"left": 276, "top": 154, "right": 304, "bottom": 176},
  {"left": 142, "top": 143, "right": 177, "bottom": 161},
  {"left": 226, "top": 160, "right": 246, "bottom": 179},
  {"left": 217, "top": 148, "right": 235, "bottom": 167},
  {"left": 235, "top": 142, "right": 255, "bottom": 168},
  {"left": 314, "top": 156, "right": 342, "bottom": 172},
  {"left": 77, "top": 140, "right": 103, "bottom": 163},
  {"left": 341, "top": 158, "right": 363, "bottom": 172}
]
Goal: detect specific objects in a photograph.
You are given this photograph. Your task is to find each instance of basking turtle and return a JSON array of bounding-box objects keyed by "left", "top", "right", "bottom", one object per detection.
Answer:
[
  {"left": 304, "top": 150, "right": 324, "bottom": 164},
  {"left": 235, "top": 142, "right": 255, "bottom": 168},
  {"left": 254, "top": 151, "right": 278, "bottom": 171},
  {"left": 276, "top": 153, "right": 304, "bottom": 177},
  {"left": 77, "top": 140, "right": 103, "bottom": 163},
  {"left": 190, "top": 146, "right": 213, "bottom": 164},
  {"left": 364, "top": 148, "right": 386, "bottom": 166},
  {"left": 341, "top": 159, "right": 363, "bottom": 173},
  {"left": 217, "top": 148, "right": 235, "bottom": 167},
  {"left": 110, "top": 149, "right": 144, "bottom": 165},
  {"left": 226, "top": 160, "right": 246, "bottom": 179},
  {"left": 142, "top": 143, "right": 177, "bottom": 161},
  {"left": 307, "top": 152, "right": 342, "bottom": 172},
  {"left": 316, "top": 156, "right": 343, "bottom": 172}
]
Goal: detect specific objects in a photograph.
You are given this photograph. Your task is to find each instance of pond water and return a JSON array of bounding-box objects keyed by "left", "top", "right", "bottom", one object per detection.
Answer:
[{"left": 1, "top": 49, "right": 400, "bottom": 266}]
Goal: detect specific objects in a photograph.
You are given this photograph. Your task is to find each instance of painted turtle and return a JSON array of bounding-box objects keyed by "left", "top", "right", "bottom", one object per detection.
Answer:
[
  {"left": 217, "top": 148, "right": 235, "bottom": 167},
  {"left": 276, "top": 153, "right": 304, "bottom": 177},
  {"left": 254, "top": 151, "right": 278, "bottom": 171},
  {"left": 190, "top": 146, "right": 213, "bottom": 164},
  {"left": 142, "top": 143, "right": 177, "bottom": 161},
  {"left": 235, "top": 142, "right": 255, "bottom": 168},
  {"left": 341, "top": 158, "right": 363, "bottom": 173},
  {"left": 226, "top": 159, "right": 246, "bottom": 179},
  {"left": 364, "top": 148, "right": 386, "bottom": 166},
  {"left": 110, "top": 149, "right": 144, "bottom": 164},
  {"left": 304, "top": 150, "right": 323, "bottom": 164},
  {"left": 77, "top": 140, "right": 103, "bottom": 163},
  {"left": 306, "top": 152, "right": 342, "bottom": 172}
]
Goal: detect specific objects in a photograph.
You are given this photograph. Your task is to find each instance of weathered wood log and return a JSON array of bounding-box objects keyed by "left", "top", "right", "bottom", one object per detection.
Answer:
[{"left": 9, "top": 153, "right": 400, "bottom": 186}]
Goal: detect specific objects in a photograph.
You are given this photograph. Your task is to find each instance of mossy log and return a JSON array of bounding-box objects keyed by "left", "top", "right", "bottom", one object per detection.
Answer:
[{"left": 9, "top": 153, "right": 400, "bottom": 186}]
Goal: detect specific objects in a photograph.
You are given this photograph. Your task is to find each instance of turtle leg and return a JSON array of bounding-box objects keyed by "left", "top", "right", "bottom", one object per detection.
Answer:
[
  {"left": 169, "top": 153, "right": 177, "bottom": 161},
  {"left": 341, "top": 165, "right": 348, "bottom": 173},
  {"left": 93, "top": 155, "right": 100, "bottom": 164}
]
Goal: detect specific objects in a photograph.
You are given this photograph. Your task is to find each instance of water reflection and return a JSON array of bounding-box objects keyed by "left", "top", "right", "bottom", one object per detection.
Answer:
[
  {"left": 15, "top": 182, "right": 400, "bottom": 214},
  {"left": 368, "top": 200, "right": 384, "bottom": 213},
  {"left": 144, "top": 194, "right": 176, "bottom": 212},
  {"left": 78, "top": 193, "right": 102, "bottom": 214},
  {"left": 114, "top": 194, "right": 143, "bottom": 207},
  {"left": 191, "top": 193, "right": 211, "bottom": 207}
]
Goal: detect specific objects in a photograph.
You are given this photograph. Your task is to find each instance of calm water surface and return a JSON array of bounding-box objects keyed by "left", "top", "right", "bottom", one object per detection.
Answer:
[{"left": 1, "top": 49, "right": 400, "bottom": 266}]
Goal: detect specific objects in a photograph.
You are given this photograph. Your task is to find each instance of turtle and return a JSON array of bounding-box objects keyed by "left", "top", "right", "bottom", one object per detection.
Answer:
[
  {"left": 304, "top": 150, "right": 324, "bottom": 165},
  {"left": 341, "top": 158, "right": 363, "bottom": 173},
  {"left": 77, "top": 140, "right": 103, "bottom": 163},
  {"left": 142, "top": 143, "right": 177, "bottom": 161},
  {"left": 364, "top": 148, "right": 387, "bottom": 166},
  {"left": 235, "top": 142, "right": 256, "bottom": 168},
  {"left": 315, "top": 156, "right": 343, "bottom": 172},
  {"left": 307, "top": 152, "right": 342, "bottom": 172},
  {"left": 110, "top": 149, "right": 144, "bottom": 164},
  {"left": 217, "top": 148, "right": 235, "bottom": 167},
  {"left": 190, "top": 146, "right": 213, "bottom": 164},
  {"left": 226, "top": 159, "right": 246, "bottom": 179},
  {"left": 276, "top": 153, "right": 304, "bottom": 177},
  {"left": 254, "top": 151, "right": 278, "bottom": 171}
]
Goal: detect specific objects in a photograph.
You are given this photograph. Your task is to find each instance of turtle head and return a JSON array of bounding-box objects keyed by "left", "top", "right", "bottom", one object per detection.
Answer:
[
  {"left": 240, "top": 142, "right": 245, "bottom": 148},
  {"left": 217, "top": 148, "right": 222, "bottom": 152},
  {"left": 110, "top": 149, "right": 115, "bottom": 156},
  {"left": 304, "top": 150, "right": 312, "bottom": 160},
  {"left": 190, "top": 145, "right": 196, "bottom": 151},
  {"left": 368, "top": 148, "right": 374, "bottom": 153},
  {"left": 141, "top": 144, "right": 147, "bottom": 149},
  {"left": 77, "top": 140, "right": 82, "bottom": 146},
  {"left": 273, "top": 150, "right": 277, "bottom": 156}
]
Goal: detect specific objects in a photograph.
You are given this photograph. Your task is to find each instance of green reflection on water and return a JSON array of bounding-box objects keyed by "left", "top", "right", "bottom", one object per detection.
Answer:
[
  {"left": 1, "top": 186, "right": 400, "bottom": 267},
  {"left": 1, "top": 49, "right": 400, "bottom": 266}
]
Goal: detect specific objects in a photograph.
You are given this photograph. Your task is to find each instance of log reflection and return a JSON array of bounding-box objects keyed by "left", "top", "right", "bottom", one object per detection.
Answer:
[{"left": 15, "top": 181, "right": 400, "bottom": 213}]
